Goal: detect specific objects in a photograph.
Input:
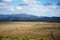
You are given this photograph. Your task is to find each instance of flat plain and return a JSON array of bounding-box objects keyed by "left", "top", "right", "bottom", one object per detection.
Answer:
[{"left": 0, "top": 22, "right": 60, "bottom": 40}]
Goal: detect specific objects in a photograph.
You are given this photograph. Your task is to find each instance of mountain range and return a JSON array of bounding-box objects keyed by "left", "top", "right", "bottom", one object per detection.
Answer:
[{"left": 0, "top": 14, "right": 60, "bottom": 22}]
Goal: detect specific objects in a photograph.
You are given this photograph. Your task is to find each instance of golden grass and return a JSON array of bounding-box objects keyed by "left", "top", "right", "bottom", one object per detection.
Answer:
[{"left": 0, "top": 22, "right": 60, "bottom": 40}]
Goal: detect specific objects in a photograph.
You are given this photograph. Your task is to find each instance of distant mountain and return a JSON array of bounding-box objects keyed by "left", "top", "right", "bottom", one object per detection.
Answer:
[
  {"left": 0, "top": 14, "right": 39, "bottom": 21},
  {"left": 38, "top": 17, "right": 60, "bottom": 22},
  {"left": 10, "top": 14, "right": 39, "bottom": 21},
  {"left": 0, "top": 14, "right": 60, "bottom": 22},
  {"left": 0, "top": 14, "right": 11, "bottom": 21}
]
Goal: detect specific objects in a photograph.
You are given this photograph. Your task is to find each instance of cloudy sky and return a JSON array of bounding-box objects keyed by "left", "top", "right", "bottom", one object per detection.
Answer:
[{"left": 0, "top": 0, "right": 60, "bottom": 17}]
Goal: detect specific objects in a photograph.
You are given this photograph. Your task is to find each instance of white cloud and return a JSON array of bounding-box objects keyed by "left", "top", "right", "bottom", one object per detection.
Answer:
[
  {"left": 23, "top": 0, "right": 37, "bottom": 4},
  {"left": 23, "top": 0, "right": 29, "bottom": 3},
  {"left": 0, "top": 0, "right": 60, "bottom": 17},
  {"left": 47, "top": 5, "right": 58, "bottom": 9},
  {"left": 0, "top": 3, "right": 7, "bottom": 6},
  {"left": 52, "top": 6, "right": 57, "bottom": 9},
  {"left": 45, "top": 9, "right": 60, "bottom": 17},
  {"left": 2, "top": 0, "right": 13, "bottom": 2},
  {"left": 0, "top": 3, "right": 26, "bottom": 14},
  {"left": 9, "top": 7, "right": 15, "bottom": 11},
  {"left": 16, "top": 7, "right": 23, "bottom": 10}
]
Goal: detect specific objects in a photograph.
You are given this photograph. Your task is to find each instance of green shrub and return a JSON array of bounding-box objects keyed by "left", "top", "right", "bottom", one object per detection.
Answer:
[
  {"left": 8, "top": 35, "right": 20, "bottom": 40},
  {"left": 35, "top": 37, "right": 49, "bottom": 40},
  {"left": 0, "top": 35, "right": 4, "bottom": 40}
]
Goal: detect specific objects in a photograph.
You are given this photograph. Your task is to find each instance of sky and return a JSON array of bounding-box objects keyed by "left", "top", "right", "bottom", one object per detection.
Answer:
[{"left": 0, "top": 0, "right": 60, "bottom": 17}]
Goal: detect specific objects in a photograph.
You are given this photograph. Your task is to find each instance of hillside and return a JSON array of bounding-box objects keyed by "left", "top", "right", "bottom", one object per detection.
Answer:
[{"left": 0, "top": 14, "right": 60, "bottom": 22}]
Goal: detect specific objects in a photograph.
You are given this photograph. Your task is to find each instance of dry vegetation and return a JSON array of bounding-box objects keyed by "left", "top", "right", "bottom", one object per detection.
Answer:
[{"left": 0, "top": 22, "right": 60, "bottom": 40}]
